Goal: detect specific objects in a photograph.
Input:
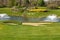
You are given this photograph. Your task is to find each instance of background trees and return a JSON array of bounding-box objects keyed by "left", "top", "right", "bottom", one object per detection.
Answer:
[
  {"left": 46, "top": 0, "right": 59, "bottom": 9},
  {"left": 0, "top": 0, "right": 59, "bottom": 9},
  {"left": 38, "top": 0, "right": 45, "bottom": 6},
  {"left": 0, "top": 0, "right": 45, "bottom": 7}
]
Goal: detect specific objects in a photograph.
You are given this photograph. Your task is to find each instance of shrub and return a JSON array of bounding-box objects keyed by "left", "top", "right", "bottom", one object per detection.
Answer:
[
  {"left": 3, "top": 20, "right": 22, "bottom": 25},
  {"left": 38, "top": 0, "right": 45, "bottom": 6},
  {"left": 47, "top": 4, "right": 58, "bottom": 9}
]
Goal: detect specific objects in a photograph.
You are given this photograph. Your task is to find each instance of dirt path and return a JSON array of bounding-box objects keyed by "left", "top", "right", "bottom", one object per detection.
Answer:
[{"left": 22, "top": 23, "right": 51, "bottom": 26}]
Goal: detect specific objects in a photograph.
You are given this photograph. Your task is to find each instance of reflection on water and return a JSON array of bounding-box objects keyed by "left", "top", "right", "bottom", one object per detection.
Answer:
[
  {"left": 10, "top": 16, "right": 25, "bottom": 22},
  {"left": 10, "top": 16, "right": 41, "bottom": 22},
  {"left": 0, "top": 16, "right": 60, "bottom": 22},
  {"left": 9, "top": 16, "right": 60, "bottom": 22},
  {"left": 0, "top": 14, "right": 60, "bottom": 22}
]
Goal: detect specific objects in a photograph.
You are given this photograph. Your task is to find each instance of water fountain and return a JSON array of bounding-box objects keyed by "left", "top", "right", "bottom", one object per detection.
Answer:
[
  {"left": 44, "top": 14, "right": 59, "bottom": 22},
  {"left": 0, "top": 14, "right": 10, "bottom": 20}
]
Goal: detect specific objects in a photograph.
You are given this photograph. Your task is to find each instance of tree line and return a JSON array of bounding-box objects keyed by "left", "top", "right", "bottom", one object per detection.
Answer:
[
  {"left": 0, "top": 0, "right": 45, "bottom": 7},
  {"left": 0, "top": 0, "right": 59, "bottom": 9}
]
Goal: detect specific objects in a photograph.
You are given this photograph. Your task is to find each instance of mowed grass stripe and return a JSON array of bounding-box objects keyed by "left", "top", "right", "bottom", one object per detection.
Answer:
[
  {"left": 0, "top": 8, "right": 60, "bottom": 40},
  {"left": 0, "top": 23, "right": 59, "bottom": 39}
]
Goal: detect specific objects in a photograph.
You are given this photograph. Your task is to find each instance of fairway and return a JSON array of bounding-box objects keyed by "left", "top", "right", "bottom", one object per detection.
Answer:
[
  {"left": 0, "top": 0, "right": 60, "bottom": 40},
  {"left": 0, "top": 23, "right": 60, "bottom": 40},
  {"left": 0, "top": 8, "right": 60, "bottom": 40}
]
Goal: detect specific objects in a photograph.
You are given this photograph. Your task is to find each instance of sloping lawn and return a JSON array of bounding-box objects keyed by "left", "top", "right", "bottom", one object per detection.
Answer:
[
  {"left": 26, "top": 9, "right": 60, "bottom": 17},
  {"left": 0, "top": 8, "right": 60, "bottom": 40},
  {"left": 0, "top": 8, "right": 60, "bottom": 17},
  {"left": 0, "top": 8, "right": 22, "bottom": 16},
  {"left": 0, "top": 23, "right": 60, "bottom": 40}
]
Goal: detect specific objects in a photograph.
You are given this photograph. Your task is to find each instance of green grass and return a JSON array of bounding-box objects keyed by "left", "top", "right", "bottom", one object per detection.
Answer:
[
  {"left": 0, "top": 23, "right": 59, "bottom": 40},
  {"left": 0, "top": 8, "right": 60, "bottom": 17},
  {"left": 26, "top": 9, "right": 60, "bottom": 17},
  {"left": 0, "top": 8, "right": 60, "bottom": 40},
  {"left": 0, "top": 8, "right": 22, "bottom": 16}
]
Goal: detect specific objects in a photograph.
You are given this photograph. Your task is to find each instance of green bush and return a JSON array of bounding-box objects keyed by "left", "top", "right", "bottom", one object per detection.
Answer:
[
  {"left": 47, "top": 4, "right": 58, "bottom": 9},
  {"left": 38, "top": 0, "right": 45, "bottom": 6},
  {"left": 3, "top": 20, "right": 22, "bottom": 25}
]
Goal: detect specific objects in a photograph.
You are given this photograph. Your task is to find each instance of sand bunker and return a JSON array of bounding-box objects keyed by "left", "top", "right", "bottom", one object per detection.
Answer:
[{"left": 22, "top": 23, "right": 51, "bottom": 26}]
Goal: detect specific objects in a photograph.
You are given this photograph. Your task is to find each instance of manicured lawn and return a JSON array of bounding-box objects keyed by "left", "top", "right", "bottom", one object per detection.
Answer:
[
  {"left": 0, "top": 8, "right": 60, "bottom": 40},
  {"left": 26, "top": 9, "right": 60, "bottom": 17},
  {"left": 0, "top": 8, "right": 60, "bottom": 17},
  {"left": 0, "top": 23, "right": 60, "bottom": 40},
  {"left": 0, "top": 8, "right": 22, "bottom": 16}
]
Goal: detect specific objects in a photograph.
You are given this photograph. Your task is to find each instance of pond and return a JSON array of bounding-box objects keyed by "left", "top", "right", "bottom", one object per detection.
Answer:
[
  {"left": 6, "top": 16, "right": 60, "bottom": 22},
  {"left": 9, "top": 16, "right": 42, "bottom": 22},
  {"left": 10, "top": 16, "right": 25, "bottom": 22},
  {"left": 0, "top": 16, "right": 45, "bottom": 22},
  {"left": 9, "top": 15, "right": 60, "bottom": 22},
  {"left": 0, "top": 14, "right": 60, "bottom": 22}
]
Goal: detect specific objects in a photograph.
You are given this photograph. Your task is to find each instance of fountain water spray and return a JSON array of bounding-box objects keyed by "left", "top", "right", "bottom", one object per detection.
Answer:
[
  {"left": 0, "top": 14, "right": 10, "bottom": 18},
  {"left": 44, "top": 14, "right": 59, "bottom": 22},
  {"left": 0, "top": 13, "right": 10, "bottom": 20}
]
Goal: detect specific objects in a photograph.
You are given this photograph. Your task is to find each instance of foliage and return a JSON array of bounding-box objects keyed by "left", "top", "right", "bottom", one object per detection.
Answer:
[
  {"left": 47, "top": 4, "right": 58, "bottom": 9},
  {"left": 38, "top": 0, "right": 45, "bottom": 6},
  {"left": 0, "top": 0, "right": 45, "bottom": 7},
  {"left": 3, "top": 20, "right": 22, "bottom": 25},
  {"left": 11, "top": 0, "right": 16, "bottom": 7},
  {"left": 8, "top": 0, "right": 16, "bottom": 7}
]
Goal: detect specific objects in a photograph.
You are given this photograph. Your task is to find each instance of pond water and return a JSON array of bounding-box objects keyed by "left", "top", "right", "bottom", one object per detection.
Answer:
[
  {"left": 0, "top": 16, "right": 44, "bottom": 22},
  {"left": 9, "top": 16, "right": 42, "bottom": 22},
  {"left": 8, "top": 16, "right": 60, "bottom": 22},
  {"left": 0, "top": 14, "right": 60, "bottom": 22},
  {"left": 10, "top": 16, "right": 25, "bottom": 22}
]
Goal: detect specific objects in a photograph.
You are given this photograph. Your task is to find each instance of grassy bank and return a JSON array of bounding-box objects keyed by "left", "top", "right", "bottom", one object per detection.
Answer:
[
  {"left": 26, "top": 9, "right": 60, "bottom": 17},
  {"left": 0, "top": 23, "right": 60, "bottom": 40},
  {"left": 0, "top": 8, "right": 60, "bottom": 40},
  {"left": 0, "top": 8, "right": 60, "bottom": 17},
  {"left": 0, "top": 8, "right": 22, "bottom": 16}
]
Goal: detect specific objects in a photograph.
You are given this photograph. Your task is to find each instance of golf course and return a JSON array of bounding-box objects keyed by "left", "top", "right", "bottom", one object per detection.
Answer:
[
  {"left": 0, "top": 8, "right": 59, "bottom": 40},
  {"left": 0, "top": 0, "right": 60, "bottom": 40},
  {"left": 0, "top": 22, "right": 60, "bottom": 40}
]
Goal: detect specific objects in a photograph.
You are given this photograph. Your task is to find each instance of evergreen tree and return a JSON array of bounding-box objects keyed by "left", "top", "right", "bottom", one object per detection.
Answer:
[{"left": 38, "top": 0, "right": 45, "bottom": 6}]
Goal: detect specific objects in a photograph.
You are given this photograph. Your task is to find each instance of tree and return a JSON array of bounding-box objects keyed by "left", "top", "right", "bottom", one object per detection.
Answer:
[
  {"left": 38, "top": 0, "right": 45, "bottom": 6},
  {"left": 9, "top": 0, "right": 16, "bottom": 7},
  {"left": 0, "top": 0, "right": 7, "bottom": 7},
  {"left": 47, "top": 3, "right": 58, "bottom": 9}
]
